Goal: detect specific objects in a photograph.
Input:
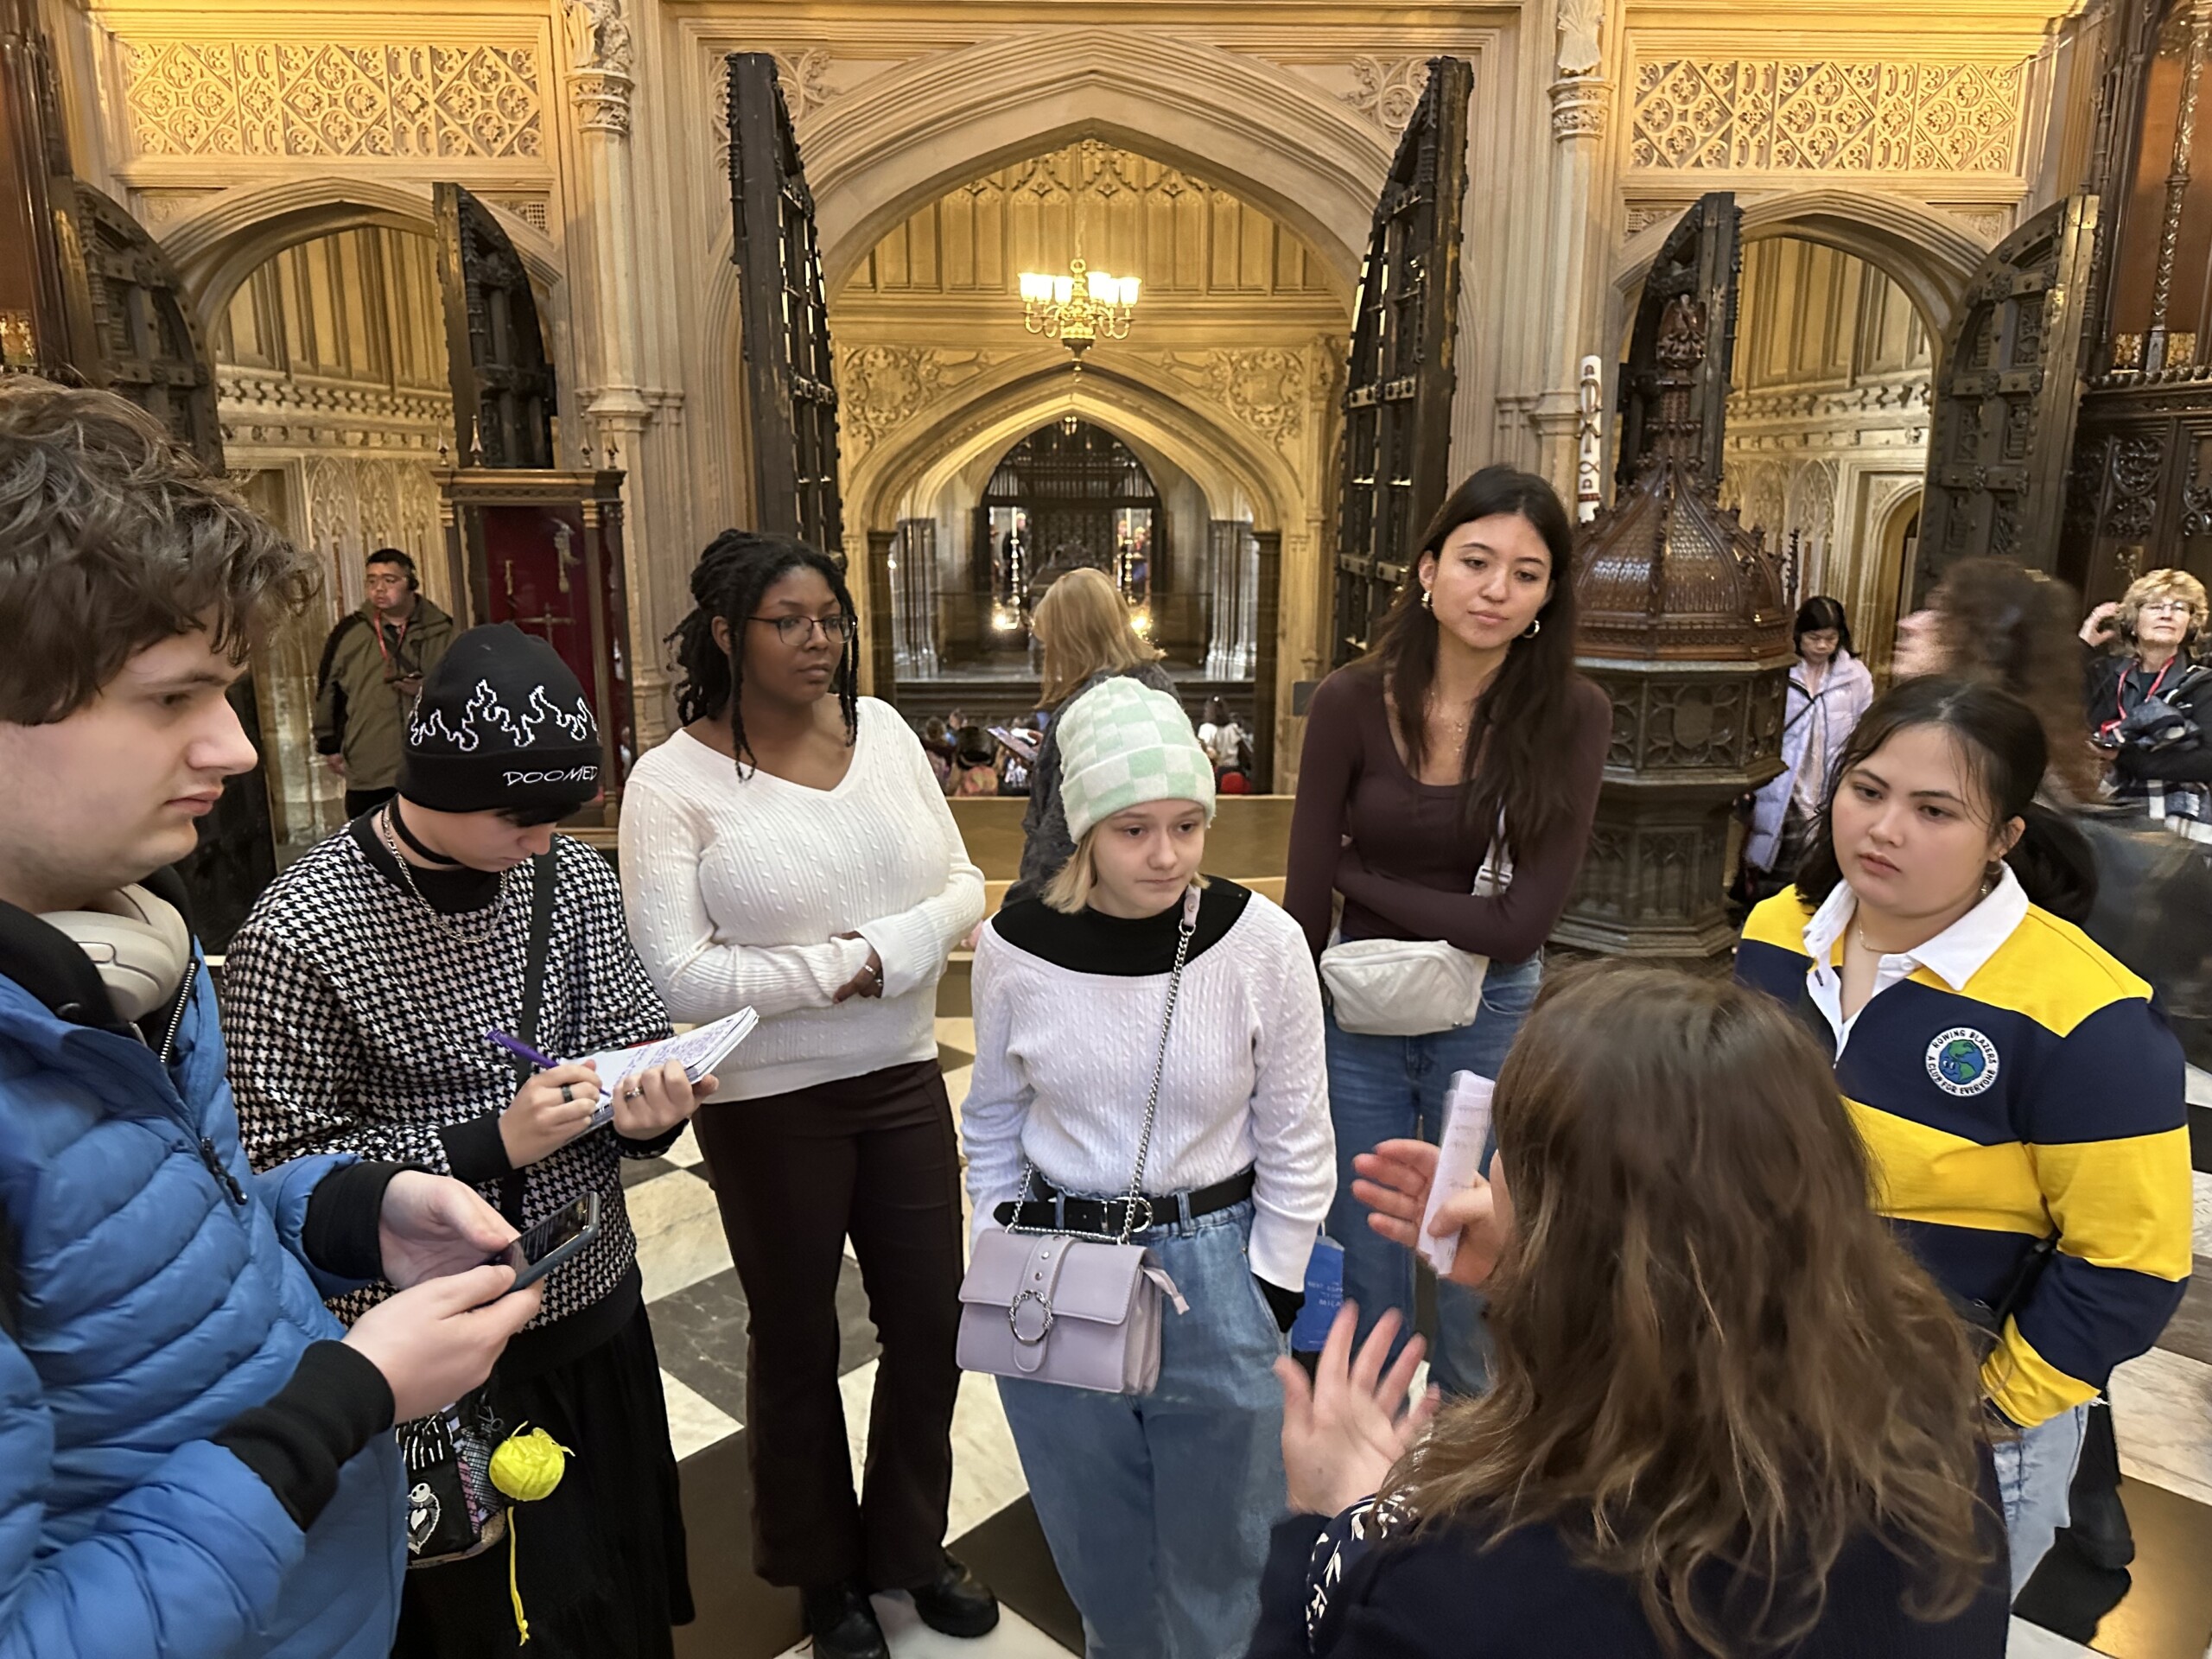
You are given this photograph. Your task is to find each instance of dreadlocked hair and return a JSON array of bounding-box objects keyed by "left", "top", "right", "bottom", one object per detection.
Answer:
[{"left": 668, "top": 528, "right": 859, "bottom": 775}]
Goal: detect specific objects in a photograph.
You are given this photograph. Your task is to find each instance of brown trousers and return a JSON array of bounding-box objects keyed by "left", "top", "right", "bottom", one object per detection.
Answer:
[{"left": 692, "top": 1058, "right": 965, "bottom": 1591}]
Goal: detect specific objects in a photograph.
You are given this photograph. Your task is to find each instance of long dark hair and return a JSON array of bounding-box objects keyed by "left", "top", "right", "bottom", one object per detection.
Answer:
[
  {"left": 1795, "top": 677, "right": 2096, "bottom": 921},
  {"left": 1365, "top": 465, "right": 1585, "bottom": 863},
  {"left": 667, "top": 529, "right": 858, "bottom": 773},
  {"left": 1792, "top": 594, "right": 1852, "bottom": 658}
]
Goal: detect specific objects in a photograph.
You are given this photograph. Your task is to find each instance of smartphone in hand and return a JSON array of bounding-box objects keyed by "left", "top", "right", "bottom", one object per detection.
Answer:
[{"left": 490, "top": 1192, "right": 601, "bottom": 1294}]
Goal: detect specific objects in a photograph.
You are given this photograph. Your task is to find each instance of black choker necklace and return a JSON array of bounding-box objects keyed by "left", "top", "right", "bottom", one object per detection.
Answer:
[{"left": 387, "top": 801, "right": 463, "bottom": 867}]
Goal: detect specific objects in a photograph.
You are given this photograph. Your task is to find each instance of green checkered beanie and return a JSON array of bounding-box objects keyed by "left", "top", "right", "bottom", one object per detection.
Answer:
[{"left": 1058, "top": 677, "right": 1217, "bottom": 842}]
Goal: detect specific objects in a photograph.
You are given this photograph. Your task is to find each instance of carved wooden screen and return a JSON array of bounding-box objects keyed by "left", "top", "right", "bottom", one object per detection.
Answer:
[
  {"left": 1915, "top": 194, "right": 2098, "bottom": 601},
  {"left": 54, "top": 181, "right": 270, "bottom": 947},
  {"left": 1615, "top": 193, "right": 1738, "bottom": 492},
  {"left": 434, "top": 182, "right": 556, "bottom": 469},
  {"left": 62, "top": 183, "right": 223, "bottom": 467},
  {"left": 1330, "top": 54, "right": 1473, "bottom": 665},
  {"left": 728, "top": 51, "right": 844, "bottom": 557}
]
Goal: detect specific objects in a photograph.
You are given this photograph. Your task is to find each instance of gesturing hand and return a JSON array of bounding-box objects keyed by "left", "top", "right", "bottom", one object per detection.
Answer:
[
  {"left": 379, "top": 1171, "right": 518, "bottom": 1288},
  {"left": 343, "top": 1265, "right": 542, "bottom": 1422},
  {"left": 609, "top": 1058, "right": 714, "bottom": 1140},
  {"left": 2080, "top": 600, "right": 2120, "bottom": 647},
  {"left": 1275, "top": 1305, "right": 1440, "bottom": 1516},
  {"left": 500, "top": 1062, "right": 601, "bottom": 1167},
  {"left": 1352, "top": 1138, "right": 1509, "bottom": 1289}
]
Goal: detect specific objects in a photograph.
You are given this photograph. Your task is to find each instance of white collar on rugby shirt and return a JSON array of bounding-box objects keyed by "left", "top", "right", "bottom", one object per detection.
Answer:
[{"left": 1799, "top": 863, "right": 2028, "bottom": 1050}]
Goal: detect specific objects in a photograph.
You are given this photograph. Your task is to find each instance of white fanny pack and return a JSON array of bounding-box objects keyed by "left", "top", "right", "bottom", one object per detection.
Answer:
[{"left": 1319, "top": 843, "right": 1511, "bottom": 1037}]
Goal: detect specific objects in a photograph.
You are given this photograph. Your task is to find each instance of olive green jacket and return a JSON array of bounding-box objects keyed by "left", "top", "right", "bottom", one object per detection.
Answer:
[{"left": 311, "top": 600, "right": 454, "bottom": 791}]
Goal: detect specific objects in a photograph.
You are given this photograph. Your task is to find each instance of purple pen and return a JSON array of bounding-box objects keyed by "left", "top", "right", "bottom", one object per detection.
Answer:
[{"left": 485, "top": 1028, "right": 559, "bottom": 1071}]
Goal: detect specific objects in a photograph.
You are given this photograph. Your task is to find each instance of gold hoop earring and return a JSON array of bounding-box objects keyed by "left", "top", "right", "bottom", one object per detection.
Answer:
[
  {"left": 1522, "top": 617, "right": 1542, "bottom": 639},
  {"left": 1420, "top": 587, "right": 1433, "bottom": 612}
]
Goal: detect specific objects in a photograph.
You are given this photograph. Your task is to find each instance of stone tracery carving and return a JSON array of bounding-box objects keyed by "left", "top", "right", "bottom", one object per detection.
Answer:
[
  {"left": 1630, "top": 59, "right": 2022, "bottom": 173},
  {"left": 1340, "top": 56, "right": 1428, "bottom": 133},
  {"left": 835, "top": 346, "right": 1008, "bottom": 459},
  {"left": 1157, "top": 349, "right": 1310, "bottom": 449},
  {"left": 709, "top": 48, "right": 835, "bottom": 174},
  {"left": 122, "top": 41, "right": 543, "bottom": 159}
]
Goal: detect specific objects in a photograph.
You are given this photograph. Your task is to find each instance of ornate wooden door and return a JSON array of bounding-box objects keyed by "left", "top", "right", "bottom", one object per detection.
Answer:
[
  {"left": 1915, "top": 194, "right": 2098, "bottom": 601},
  {"left": 54, "top": 181, "right": 271, "bottom": 948},
  {"left": 728, "top": 50, "right": 844, "bottom": 559},
  {"left": 435, "top": 182, "right": 556, "bottom": 470},
  {"left": 1330, "top": 55, "right": 1473, "bottom": 665},
  {"left": 1614, "top": 193, "right": 1739, "bottom": 493}
]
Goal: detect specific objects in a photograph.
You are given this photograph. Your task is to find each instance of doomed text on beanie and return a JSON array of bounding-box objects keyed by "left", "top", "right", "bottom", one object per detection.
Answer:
[
  {"left": 1056, "top": 677, "right": 1216, "bottom": 842},
  {"left": 399, "top": 624, "right": 603, "bottom": 815}
]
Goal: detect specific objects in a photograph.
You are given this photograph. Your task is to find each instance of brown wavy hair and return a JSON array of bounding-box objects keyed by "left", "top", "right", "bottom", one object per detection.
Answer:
[
  {"left": 1388, "top": 964, "right": 1993, "bottom": 1656},
  {"left": 0, "top": 378, "right": 314, "bottom": 723},
  {"left": 1926, "top": 556, "right": 2102, "bottom": 804}
]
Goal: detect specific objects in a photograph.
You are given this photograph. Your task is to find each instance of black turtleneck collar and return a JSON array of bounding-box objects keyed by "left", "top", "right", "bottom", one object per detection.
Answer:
[
  {"left": 349, "top": 812, "right": 502, "bottom": 915},
  {"left": 990, "top": 879, "right": 1251, "bottom": 976}
]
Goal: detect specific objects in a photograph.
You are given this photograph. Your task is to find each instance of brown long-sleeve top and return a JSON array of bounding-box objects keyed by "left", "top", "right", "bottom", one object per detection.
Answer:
[{"left": 1282, "top": 665, "right": 1611, "bottom": 963}]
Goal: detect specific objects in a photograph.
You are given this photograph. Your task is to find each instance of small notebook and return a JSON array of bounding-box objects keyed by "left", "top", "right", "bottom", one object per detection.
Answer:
[{"left": 572, "top": 1007, "right": 758, "bottom": 1130}]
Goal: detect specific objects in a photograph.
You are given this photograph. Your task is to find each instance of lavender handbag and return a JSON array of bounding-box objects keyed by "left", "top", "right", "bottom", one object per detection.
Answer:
[{"left": 957, "top": 889, "right": 1198, "bottom": 1395}]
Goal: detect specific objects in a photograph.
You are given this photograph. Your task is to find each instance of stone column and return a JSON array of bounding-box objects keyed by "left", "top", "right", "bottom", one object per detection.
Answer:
[
  {"left": 563, "top": 1, "right": 671, "bottom": 749},
  {"left": 1535, "top": 0, "right": 1618, "bottom": 500}
]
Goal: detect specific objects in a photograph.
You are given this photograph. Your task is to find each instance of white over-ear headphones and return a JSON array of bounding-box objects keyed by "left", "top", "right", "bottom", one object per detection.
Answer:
[{"left": 42, "top": 885, "right": 192, "bottom": 1023}]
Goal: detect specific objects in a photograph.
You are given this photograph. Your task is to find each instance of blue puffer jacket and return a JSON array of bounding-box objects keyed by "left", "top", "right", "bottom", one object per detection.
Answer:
[{"left": 0, "top": 953, "right": 404, "bottom": 1656}]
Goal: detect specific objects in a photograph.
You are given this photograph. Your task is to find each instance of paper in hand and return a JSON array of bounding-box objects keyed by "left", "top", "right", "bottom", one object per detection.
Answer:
[
  {"left": 1418, "top": 1071, "right": 1495, "bottom": 1280},
  {"left": 573, "top": 1007, "right": 758, "bottom": 1130}
]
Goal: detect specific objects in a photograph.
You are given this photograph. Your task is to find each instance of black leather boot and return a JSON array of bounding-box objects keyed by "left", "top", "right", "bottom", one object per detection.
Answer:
[
  {"left": 2067, "top": 1395, "right": 2134, "bottom": 1571},
  {"left": 907, "top": 1554, "right": 1001, "bottom": 1639},
  {"left": 802, "top": 1580, "right": 889, "bottom": 1659}
]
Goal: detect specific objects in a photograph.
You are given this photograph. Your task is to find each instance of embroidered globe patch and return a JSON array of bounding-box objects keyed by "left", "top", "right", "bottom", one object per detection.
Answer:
[{"left": 1927, "top": 1027, "right": 2000, "bottom": 1096}]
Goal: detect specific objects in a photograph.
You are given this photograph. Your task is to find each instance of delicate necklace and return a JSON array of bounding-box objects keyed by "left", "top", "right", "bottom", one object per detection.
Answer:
[
  {"left": 378, "top": 805, "right": 508, "bottom": 943},
  {"left": 1853, "top": 872, "right": 1995, "bottom": 959}
]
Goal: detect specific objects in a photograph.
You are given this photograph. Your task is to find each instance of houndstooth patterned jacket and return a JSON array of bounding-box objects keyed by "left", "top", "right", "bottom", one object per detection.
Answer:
[{"left": 224, "top": 824, "right": 674, "bottom": 1327}]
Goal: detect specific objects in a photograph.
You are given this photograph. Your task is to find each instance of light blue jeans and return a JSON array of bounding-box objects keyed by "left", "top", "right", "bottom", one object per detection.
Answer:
[
  {"left": 1994, "top": 1402, "right": 2089, "bottom": 1598},
  {"left": 997, "top": 1199, "right": 1287, "bottom": 1659},
  {"left": 1323, "top": 953, "right": 1543, "bottom": 1399}
]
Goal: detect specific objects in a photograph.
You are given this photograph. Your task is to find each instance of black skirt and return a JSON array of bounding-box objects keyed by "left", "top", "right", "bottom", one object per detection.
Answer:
[{"left": 392, "top": 1287, "right": 694, "bottom": 1658}]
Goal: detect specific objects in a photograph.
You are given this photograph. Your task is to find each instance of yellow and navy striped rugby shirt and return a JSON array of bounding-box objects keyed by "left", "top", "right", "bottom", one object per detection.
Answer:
[{"left": 1737, "top": 880, "right": 2192, "bottom": 1429}]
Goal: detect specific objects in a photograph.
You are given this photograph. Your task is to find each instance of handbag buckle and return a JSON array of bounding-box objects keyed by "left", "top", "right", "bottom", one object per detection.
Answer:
[{"left": 1007, "top": 1287, "right": 1055, "bottom": 1344}]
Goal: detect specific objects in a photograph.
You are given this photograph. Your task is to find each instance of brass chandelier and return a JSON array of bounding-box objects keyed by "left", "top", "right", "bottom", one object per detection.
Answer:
[{"left": 1018, "top": 257, "right": 1141, "bottom": 368}]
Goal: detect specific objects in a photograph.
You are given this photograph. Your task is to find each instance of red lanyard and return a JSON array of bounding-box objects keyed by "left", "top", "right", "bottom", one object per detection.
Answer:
[
  {"left": 372, "top": 613, "right": 410, "bottom": 668},
  {"left": 2112, "top": 656, "right": 2174, "bottom": 731}
]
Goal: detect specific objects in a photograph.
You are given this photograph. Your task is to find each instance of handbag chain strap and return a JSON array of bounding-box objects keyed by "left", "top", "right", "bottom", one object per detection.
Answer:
[{"left": 1007, "top": 884, "right": 1202, "bottom": 1247}]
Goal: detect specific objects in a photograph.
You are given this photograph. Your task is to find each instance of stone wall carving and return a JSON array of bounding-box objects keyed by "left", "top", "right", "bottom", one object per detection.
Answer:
[
  {"left": 1340, "top": 55, "right": 1427, "bottom": 133},
  {"left": 1630, "top": 60, "right": 2022, "bottom": 173},
  {"left": 1157, "top": 349, "right": 1309, "bottom": 450},
  {"left": 121, "top": 41, "right": 543, "bottom": 159},
  {"left": 835, "top": 345, "right": 1011, "bottom": 458},
  {"left": 219, "top": 370, "right": 451, "bottom": 449},
  {"left": 709, "top": 48, "right": 836, "bottom": 175}
]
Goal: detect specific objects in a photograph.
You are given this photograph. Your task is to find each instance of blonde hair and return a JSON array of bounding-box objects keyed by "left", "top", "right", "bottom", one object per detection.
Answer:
[
  {"left": 2113, "top": 568, "right": 2209, "bottom": 652},
  {"left": 1032, "top": 567, "right": 1162, "bottom": 707},
  {"left": 1041, "top": 824, "right": 1209, "bottom": 915}
]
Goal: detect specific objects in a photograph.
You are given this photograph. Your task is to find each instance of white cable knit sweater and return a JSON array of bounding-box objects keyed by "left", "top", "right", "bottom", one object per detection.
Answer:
[
  {"left": 619, "top": 699, "right": 985, "bottom": 1100},
  {"left": 963, "top": 891, "right": 1335, "bottom": 1290}
]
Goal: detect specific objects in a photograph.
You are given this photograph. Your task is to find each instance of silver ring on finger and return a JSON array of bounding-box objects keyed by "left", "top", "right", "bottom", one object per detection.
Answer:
[
  {"left": 559, "top": 1083, "right": 574, "bottom": 1103},
  {"left": 624, "top": 1085, "right": 645, "bottom": 1100}
]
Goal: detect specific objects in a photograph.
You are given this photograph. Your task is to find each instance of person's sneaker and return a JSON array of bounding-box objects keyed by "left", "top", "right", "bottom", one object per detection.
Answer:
[
  {"left": 802, "top": 1580, "right": 889, "bottom": 1659},
  {"left": 907, "top": 1554, "right": 1000, "bottom": 1639},
  {"left": 2068, "top": 1483, "right": 2136, "bottom": 1572}
]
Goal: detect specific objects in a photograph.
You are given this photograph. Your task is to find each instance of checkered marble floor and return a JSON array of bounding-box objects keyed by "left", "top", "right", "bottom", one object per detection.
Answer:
[{"left": 632, "top": 1051, "right": 2212, "bottom": 1658}]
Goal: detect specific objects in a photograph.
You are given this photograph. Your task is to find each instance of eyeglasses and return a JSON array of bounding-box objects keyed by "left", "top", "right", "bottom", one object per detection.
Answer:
[
  {"left": 748, "top": 613, "right": 852, "bottom": 646},
  {"left": 2140, "top": 599, "right": 2196, "bottom": 617}
]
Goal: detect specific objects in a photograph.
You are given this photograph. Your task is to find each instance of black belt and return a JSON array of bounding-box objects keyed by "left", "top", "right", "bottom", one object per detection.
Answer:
[{"left": 993, "top": 1166, "right": 1255, "bottom": 1238}]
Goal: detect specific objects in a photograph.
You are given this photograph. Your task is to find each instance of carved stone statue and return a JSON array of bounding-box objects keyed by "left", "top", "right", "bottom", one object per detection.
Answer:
[
  {"left": 564, "top": 0, "right": 633, "bottom": 76},
  {"left": 1556, "top": 0, "right": 1605, "bottom": 78}
]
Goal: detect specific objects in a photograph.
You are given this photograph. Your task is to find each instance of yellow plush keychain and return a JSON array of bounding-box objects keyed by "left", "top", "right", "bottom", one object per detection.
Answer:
[{"left": 488, "top": 1425, "right": 571, "bottom": 1644}]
